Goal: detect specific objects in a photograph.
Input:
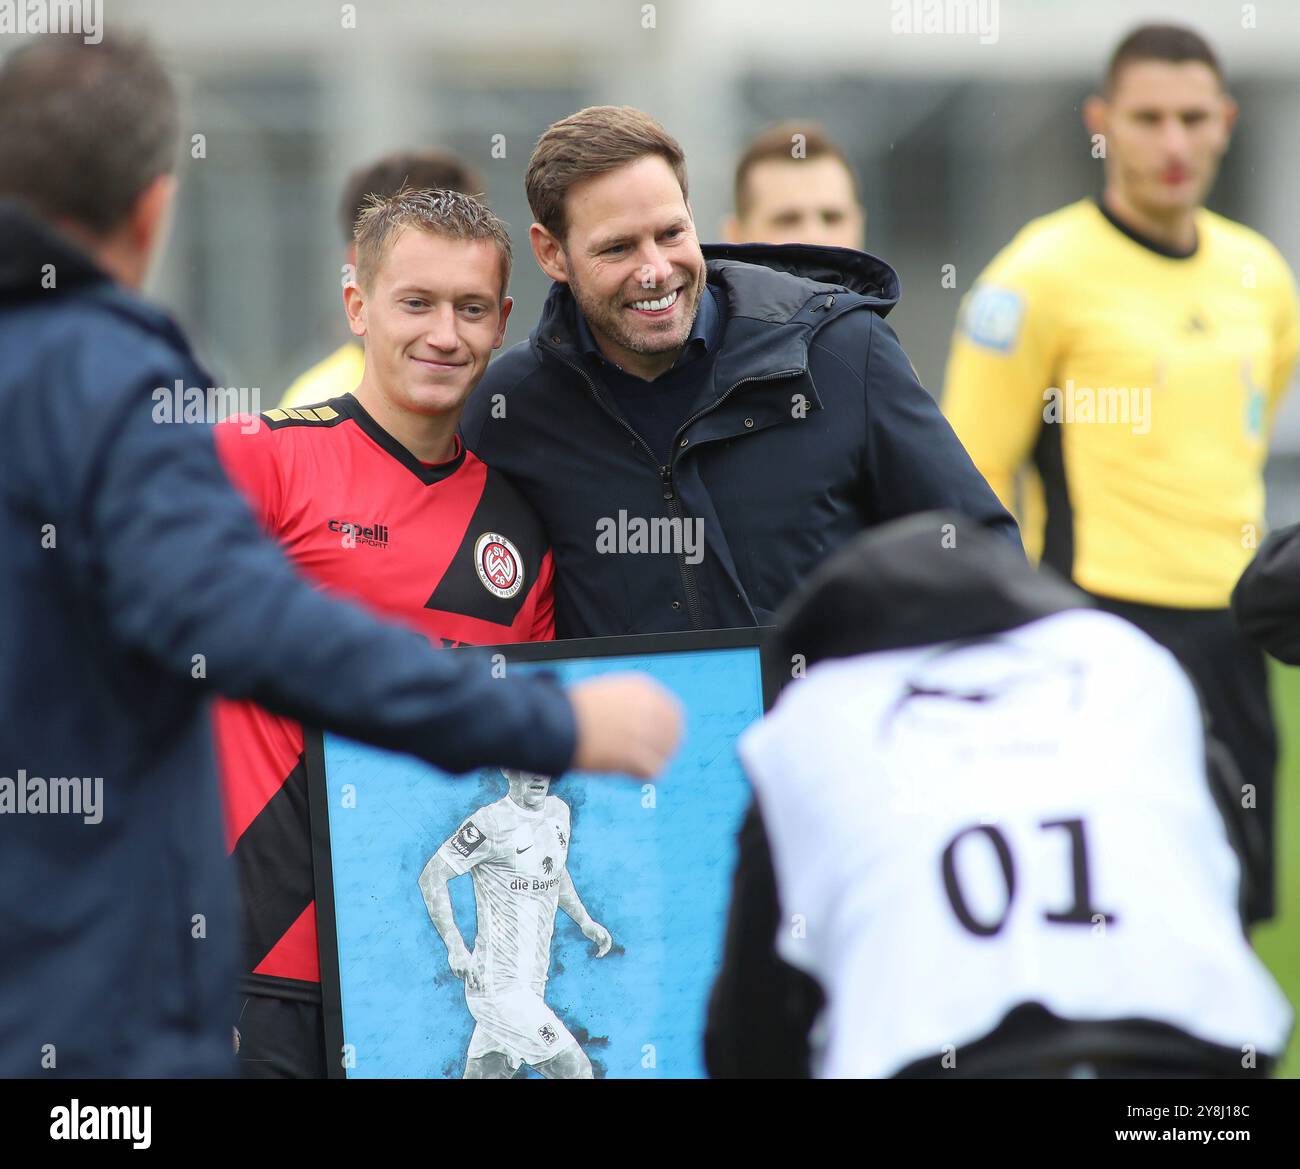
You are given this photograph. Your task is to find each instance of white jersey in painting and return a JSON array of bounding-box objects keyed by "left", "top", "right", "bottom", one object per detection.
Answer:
[
  {"left": 741, "top": 608, "right": 1293, "bottom": 1078},
  {"left": 437, "top": 794, "right": 571, "bottom": 997}
]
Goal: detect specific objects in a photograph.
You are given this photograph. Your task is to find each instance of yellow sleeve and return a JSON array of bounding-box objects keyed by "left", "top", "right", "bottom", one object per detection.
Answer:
[
  {"left": 941, "top": 249, "right": 1061, "bottom": 517},
  {"left": 1267, "top": 257, "right": 1300, "bottom": 415},
  {"left": 279, "top": 343, "right": 364, "bottom": 410}
]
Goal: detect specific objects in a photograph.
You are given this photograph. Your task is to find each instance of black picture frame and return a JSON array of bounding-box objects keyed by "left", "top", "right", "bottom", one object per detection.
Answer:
[{"left": 307, "top": 625, "right": 779, "bottom": 1078}]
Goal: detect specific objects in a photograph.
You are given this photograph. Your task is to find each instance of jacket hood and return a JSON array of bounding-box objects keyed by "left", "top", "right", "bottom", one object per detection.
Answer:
[
  {"left": 772, "top": 512, "right": 1090, "bottom": 668},
  {"left": 0, "top": 199, "right": 107, "bottom": 300},
  {"left": 700, "top": 241, "right": 899, "bottom": 312},
  {"left": 530, "top": 242, "right": 900, "bottom": 385}
]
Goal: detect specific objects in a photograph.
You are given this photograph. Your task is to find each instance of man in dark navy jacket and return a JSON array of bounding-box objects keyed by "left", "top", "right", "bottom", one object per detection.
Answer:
[
  {"left": 0, "top": 35, "right": 678, "bottom": 1078},
  {"left": 462, "top": 106, "right": 1019, "bottom": 638}
]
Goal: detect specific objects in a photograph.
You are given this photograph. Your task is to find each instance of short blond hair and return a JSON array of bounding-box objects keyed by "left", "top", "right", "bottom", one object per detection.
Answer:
[{"left": 354, "top": 187, "right": 512, "bottom": 298}]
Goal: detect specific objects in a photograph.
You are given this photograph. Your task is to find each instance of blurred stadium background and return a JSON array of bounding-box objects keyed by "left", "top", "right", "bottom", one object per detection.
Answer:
[{"left": 94, "top": 0, "right": 1300, "bottom": 1074}]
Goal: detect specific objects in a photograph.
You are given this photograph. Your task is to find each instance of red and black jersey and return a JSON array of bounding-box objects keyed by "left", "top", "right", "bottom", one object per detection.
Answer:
[{"left": 213, "top": 393, "right": 555, "bottom": 1001}]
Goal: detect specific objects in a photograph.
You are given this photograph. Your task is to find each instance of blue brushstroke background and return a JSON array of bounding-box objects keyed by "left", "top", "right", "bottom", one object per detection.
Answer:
[{"left": 321, "top": 646, "right": 762, "bottom": 1078}]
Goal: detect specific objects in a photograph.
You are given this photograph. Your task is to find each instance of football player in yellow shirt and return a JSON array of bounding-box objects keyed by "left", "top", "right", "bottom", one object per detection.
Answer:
[
  {"left": 943, "top": 24, "right": 1299, "bottom": 925},
  {"left": 280, "top": 150, "right": 482, "bottom": 409}
]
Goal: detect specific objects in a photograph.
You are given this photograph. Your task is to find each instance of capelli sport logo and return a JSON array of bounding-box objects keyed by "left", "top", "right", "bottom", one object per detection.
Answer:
[{"left": 327, "top": 518, "right": 390, "bottom": 549}]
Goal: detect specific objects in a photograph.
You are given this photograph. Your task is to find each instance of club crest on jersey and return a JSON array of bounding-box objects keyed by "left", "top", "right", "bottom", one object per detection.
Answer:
[{"left": 474, "top": 532, "right": 524, "bottom": 599}]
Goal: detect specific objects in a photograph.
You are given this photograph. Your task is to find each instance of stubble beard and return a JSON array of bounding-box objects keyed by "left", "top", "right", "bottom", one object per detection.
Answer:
[{"left": 568, "top": 263, "right": 703, "bottom": 360}]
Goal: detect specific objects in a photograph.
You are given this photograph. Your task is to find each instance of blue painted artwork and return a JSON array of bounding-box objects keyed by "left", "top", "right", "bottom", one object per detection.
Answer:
[{"left": 319, "top": 645, "right": 763, "bottom": 1078}]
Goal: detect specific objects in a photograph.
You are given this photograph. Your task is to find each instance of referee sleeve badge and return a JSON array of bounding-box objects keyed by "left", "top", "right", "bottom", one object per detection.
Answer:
[{"left": 961, "top": 285, "right": 1025, "bottom": 353}]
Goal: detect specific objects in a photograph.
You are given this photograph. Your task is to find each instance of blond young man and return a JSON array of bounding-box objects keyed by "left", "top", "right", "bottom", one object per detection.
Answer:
[{"left": 217, "top": 190, "right": 680, "bottom": 1076}]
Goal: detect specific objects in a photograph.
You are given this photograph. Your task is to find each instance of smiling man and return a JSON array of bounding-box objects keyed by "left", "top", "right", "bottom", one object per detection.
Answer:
[
  {"left": 942, "top": 25, "right": 1299, "bottom": 925},
  {"left": 462, "top": 105, "right": 1015, "bottom": 640}
]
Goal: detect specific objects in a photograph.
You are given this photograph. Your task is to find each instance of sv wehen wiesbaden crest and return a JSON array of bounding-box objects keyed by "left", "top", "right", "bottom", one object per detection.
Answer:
[{"left": 474, "top": 531, "right": 524, "bottom": 599}]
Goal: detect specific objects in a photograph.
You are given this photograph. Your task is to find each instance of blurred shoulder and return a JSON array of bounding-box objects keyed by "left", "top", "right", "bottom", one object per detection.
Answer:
[
  {"left": 1200, "top": 209, "right": 1297, "bottom": 284},
  {"left": 280, "top": 343, "right": 363, "bottom": 409},
  {"left": 980, "top": 199, "right": 1100, "bottom": 285}
]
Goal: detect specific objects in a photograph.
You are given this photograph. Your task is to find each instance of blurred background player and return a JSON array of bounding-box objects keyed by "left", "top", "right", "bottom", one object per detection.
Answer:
[
  {"left": 0, "top": 32, "right": 681, "bottom": 1079},
  {"left": 941, "top": 24, "right": 1299, "bottom": 924},
  {"left": 218, "top": 188, "right": 565, "bottom": 1078},
  {"left": 721, "top": 121, "right": 866, "bottom": 250},
  {"left": 279, "top": 149, "right": 483, "bottom": 409},
  {"left": 419, "top": 769, "right": 611, "bottom": 1079},
  {"left": 707, "top": 515, "right": 1291, "bottom": 1078}
]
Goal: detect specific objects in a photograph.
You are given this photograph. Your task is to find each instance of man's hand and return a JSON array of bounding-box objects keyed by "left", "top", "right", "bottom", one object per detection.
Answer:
[
  {"left": 582, "top": 919, "right": 613, "bottom": 958},
  {"left": 569, "top": 675, "right": 683, "bottom": 779},
  {"left": 448, "top": 941, "right": 483, "bottom": 991}
]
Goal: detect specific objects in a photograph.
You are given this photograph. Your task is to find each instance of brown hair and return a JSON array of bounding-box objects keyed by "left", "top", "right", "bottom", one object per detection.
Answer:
[
  {"left": 340, "top": 150, "right": 483, "bottom": 243},
  {"left": 353, "top": 187, "right": 512, "bottom": 299},
  {"left": 525, "top": 106, "right": 689, "bottom": 242},
  {"left": 733, "top": 122, "right": 861, "bottom": 220},
  {"left": 1103, "top": 24, "right": 1224, "bottom": 96},
  {"left": 0, "top": 32, "right": 178, "bottom": 234}
]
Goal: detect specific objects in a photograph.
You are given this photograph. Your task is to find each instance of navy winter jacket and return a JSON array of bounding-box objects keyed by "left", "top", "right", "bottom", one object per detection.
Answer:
[
  {"left": 0, "top": 203, "right": 576, "bottom": 1077},
  {"left": 462, "top": 243, "right": 1020, "bottom": 638}
]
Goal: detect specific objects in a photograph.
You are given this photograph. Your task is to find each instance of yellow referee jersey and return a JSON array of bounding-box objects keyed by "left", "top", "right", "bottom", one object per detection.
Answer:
[
  {"left": 279, "top": 341, "right": 364, "bottom": 410},
  {"left": 943, "top": 198, "right": 1299, "bottom": 608}
]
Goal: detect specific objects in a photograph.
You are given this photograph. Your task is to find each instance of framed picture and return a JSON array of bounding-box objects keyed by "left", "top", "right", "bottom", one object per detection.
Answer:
[{"left": 307, "top": 627, "right": 777, "bottom": 1079}]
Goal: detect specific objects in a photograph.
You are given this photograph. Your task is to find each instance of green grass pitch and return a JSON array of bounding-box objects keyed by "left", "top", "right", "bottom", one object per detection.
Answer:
[{"left": 1255, "top": 661, "right": 1300, "bottom": 1078}]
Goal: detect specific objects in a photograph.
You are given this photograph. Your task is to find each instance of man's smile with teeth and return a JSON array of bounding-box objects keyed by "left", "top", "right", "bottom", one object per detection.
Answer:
[{"left": 631, "top": 288, "right": 679, "bottom": 311}]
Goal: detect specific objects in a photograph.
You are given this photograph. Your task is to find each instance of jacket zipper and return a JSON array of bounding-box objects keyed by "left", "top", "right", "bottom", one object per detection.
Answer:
[{"left": 547, "top": 347, "right": 707, "bottom": 628}]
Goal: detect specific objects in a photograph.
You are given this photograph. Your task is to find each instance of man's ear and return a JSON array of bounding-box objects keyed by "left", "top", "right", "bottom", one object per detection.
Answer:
[
  {"left": 1082, "top": 94, "right": 1108, "bottom": 142},
  {"left": 493, "top": 295, "right": 514, "bottom": 349},
  {"left": 1220, "top": 93, "right": 1239, "bottom": 143},
  {"left": 127, "top": 173, "right": 176, "bottom": 269},
  {"left": 719, "top": 213, "right": 742, "bottom": 244},
  {"left": 343, "top": 277, "right": 367, "bottom": 339},
  {"left": 529, "top": 223, "right": 569, "bottom": 284}
]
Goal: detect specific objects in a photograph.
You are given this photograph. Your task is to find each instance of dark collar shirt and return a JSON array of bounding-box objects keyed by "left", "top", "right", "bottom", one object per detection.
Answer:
[{"left": 574, "top": 283, "right": 723, "bottom": 466}]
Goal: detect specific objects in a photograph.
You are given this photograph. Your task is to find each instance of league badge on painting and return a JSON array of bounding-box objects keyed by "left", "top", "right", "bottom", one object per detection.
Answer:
[
  {"left": 450, "top": 820, "right": 486, "bottom": 858},
  {"left": 474, "top": 532, "right": 524, "bottom": 599}
]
